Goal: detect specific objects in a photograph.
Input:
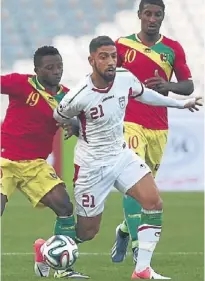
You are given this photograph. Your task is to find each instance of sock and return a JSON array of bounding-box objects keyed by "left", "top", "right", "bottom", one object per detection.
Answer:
[
  {"left": 122, "top": 195, "right": 142, "bottom": 246},
  {"left": 135, "top": 209, "right": 163, "bottom": 272},
  {"left": 54, "top": 215, "right": 83, "bottom": 273},
  {"left": 54, "top": 215, "right": 76, "bottom": 240}
]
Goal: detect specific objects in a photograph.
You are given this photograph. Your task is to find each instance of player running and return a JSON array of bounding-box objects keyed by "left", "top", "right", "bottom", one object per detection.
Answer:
[
  {"left": 111, "top": 0, "right": 194, "bottom": 264},
  {"left": 0, "top": 46, "right": 89, "bottom": 279},
  {"left": 54, "top": 36, "right": 201, "bottom": 279}
]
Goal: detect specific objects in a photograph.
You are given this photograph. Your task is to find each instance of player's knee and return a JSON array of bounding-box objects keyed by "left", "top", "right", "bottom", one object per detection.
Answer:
[
  {"left": 142, "top": 196, "right": 163, "bottom": 211},
  {"left": 42, "top": 184, "right": 74, "bottom": 216}
]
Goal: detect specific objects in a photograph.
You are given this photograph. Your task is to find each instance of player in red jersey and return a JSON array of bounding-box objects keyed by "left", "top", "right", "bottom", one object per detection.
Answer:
[
  {"left": 1, "top": 46, "right": 89, "bottom": 279},
  {"left": 111, "top": 0, "right": 194, "bottom": 271}
]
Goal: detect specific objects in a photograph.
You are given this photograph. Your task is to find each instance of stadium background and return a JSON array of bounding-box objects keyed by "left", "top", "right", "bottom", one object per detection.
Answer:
[{"left": 1, "top": 1, "right": 204, "bottom": 281}]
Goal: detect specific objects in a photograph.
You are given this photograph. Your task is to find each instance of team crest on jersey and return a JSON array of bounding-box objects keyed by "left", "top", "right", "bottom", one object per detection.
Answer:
[
  {"left": 160, "top": 53, "right": 169, "bottom": 62},
  {"left": 119, "top": 96, "right": 125, "bottom": 108}
]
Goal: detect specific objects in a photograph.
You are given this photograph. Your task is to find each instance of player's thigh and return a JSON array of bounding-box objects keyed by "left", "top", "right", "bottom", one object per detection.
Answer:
[
  {"left": 20, "top": 159, "right": 64, "bottom": 208},
  {"left": 74, "top": 165, "right": 114, "bottom": 237},
  {"left": 124, "top": 122, "right": 147, "bottom": 160},
  {"left": 145, "top": 129, "right": 168, "bottom": 176},
  {"left": 0, "top": 157, "right": 19, "bottom": 200},
  {"left": 74, "top": 165, "right": 114, "bottom": 217},
  {"left": 114, "top": 149, "right": 150, "bottom": 195},
  {"left": 126, "top": 173, "right": 162, "bottom": 210}
]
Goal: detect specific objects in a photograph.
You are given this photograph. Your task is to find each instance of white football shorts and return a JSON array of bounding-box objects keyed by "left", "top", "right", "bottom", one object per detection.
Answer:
[{"left": 73, "top": 148, "right": 150, "bottom": 217}]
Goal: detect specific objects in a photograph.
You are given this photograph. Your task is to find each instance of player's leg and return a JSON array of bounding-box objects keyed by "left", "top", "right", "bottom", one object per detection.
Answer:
[
  {"left": 20, "top": 159, "right": 76, "bottom": 240},
  {"left": 20, "top": 159, "right": 88, "bottom": 278},
  {"left": 54, "top": 164, "right": 113, "bottom": 279},
  {"left": 111, "top": 123, "right": 146, "bottom": 263},
  {"left": 40, "top": 183, "right": 75, "bottom": 238},
  {"left": 145, "top": 129, "right": 168, "bottom": 177},
  {"left": 115, "top": 150, "right": 170, "bottom": 279},
  {"left": 0, "top": 157, "right": 18, "bottom": 216},
  {"left": 127, "top": 174, "right": 170, "bottom": 279},
  {"left": 74, "top": 164, "right": 114, "bottom": 241}
]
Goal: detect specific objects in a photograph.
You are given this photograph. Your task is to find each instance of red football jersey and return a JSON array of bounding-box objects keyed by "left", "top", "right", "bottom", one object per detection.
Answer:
[
  {"left": 1, "top": 73, "right": 69, "bottom": 161},
  {"left": 116, "top": 34, "right": 192, "bottom": 129}
]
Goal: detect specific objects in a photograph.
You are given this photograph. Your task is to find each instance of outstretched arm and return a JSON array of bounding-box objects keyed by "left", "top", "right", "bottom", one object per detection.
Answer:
[{"left": 130, "top": 77, "right": 202, "bottom": 111}]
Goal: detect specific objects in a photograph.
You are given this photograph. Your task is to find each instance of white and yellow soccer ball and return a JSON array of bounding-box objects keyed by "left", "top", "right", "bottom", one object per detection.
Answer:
[{"left": 42, "top": 235, "right": 79, "bottom": 270}]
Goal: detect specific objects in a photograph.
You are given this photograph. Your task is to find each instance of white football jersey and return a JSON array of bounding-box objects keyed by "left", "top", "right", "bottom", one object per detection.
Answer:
[{"left": 56, "top": 70, "right": 143, "bottom": 166}]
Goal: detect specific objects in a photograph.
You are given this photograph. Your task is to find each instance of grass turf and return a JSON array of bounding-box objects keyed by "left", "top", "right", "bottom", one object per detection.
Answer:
[{"left": 1, "top": 191, "right": 204, "bottom": 281}]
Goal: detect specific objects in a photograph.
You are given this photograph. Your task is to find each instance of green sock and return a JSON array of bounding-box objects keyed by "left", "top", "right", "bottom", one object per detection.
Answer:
[
  {"left": 136, "top": 209, "right": 163, "bottom": 272},
  {"left": 140, "top": 209, "right": 163, "bottom": 226},
  {"left": 122, "top": 195, "right": 142, "bottom": 248},
  {"left": 54, "top": 215, "right": 76, "bottom": 240}
]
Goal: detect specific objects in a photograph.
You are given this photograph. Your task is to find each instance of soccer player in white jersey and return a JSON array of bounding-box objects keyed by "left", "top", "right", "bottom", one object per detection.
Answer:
[{"left": 54, "top": 36, "right": 201, "bottom": 279}]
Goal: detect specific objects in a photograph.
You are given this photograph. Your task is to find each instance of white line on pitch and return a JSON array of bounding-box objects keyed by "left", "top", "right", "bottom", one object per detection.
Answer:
[{"left": 1, "top": 252, "right": 203, "bottom": 256}]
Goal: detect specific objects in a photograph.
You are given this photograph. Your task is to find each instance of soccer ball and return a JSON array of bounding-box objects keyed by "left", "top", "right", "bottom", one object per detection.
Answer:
[{"left": 42, "top": 235, "right": 79, "bottom": 270}]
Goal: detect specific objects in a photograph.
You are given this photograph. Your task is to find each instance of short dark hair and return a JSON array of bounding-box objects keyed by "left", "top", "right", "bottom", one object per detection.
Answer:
[
  {"left": 89, "top": 36, "right": 115, "bottom": 53},
  {"left": 139, "top": 0, "right": 165, "bottom": 12},
  {"left": 34, "top": 46, "right": 61, "bottom": 67}
]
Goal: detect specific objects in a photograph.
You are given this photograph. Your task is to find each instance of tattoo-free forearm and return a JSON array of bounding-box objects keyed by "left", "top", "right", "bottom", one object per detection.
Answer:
[{"left": 167, "top": 80, "right": 194, "bottom": 95}]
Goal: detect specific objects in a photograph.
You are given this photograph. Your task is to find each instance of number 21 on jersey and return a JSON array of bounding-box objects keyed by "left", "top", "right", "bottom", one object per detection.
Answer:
[{"left": 90, "top": 104, "right": 104, "bottom": 119}]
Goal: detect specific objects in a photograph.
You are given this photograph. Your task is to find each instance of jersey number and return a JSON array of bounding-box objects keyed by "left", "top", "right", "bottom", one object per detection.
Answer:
[
  {"left": 26, "top": 92, "right": 40, "bottom": 106},
  {"left": 90, "top": 104, "right": 104, "bottom": 119},
  {"left": 82, "top": 194, "right": 95, "bottom": 208},
  {"left": 125, "top": 49, "right": 136, "bottom": 63},
  {"left": 128, "top": 135, "right": 138, "bottom": 149}
]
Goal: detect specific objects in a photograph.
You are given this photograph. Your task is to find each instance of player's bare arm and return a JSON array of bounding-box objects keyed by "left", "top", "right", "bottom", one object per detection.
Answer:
[
  {"left": 145, "top": 69, "right": 194, "bottom": 95},
  {"left": 145, "top": 39, "right": 194, "bottom": 96}
]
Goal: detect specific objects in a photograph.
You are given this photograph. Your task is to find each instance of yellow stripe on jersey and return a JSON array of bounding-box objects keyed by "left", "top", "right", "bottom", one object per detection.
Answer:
[
  {"left": 28, "top": 77, "right": 58, "bottom": 110},
  {"left": 118, "top": 38, "right": 172, "bottom": 80}
]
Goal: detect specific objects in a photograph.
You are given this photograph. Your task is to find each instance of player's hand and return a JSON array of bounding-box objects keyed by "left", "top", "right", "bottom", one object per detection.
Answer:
[
  {"left": 183, "top": 97, "right": 203, "bottom": 112},
  {"left": 145, "top": 70, "right": 170, "bottom": 94},
  {"left": 56, "top": 123, "right": 74, "bottom": 139},
  {"left": 64, "top": 124, "right": 73, "bottom": 140}
]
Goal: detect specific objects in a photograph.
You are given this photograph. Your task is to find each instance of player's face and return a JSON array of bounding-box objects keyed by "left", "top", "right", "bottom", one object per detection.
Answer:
[
  {"left": 138, "top": 4, "right": 164, "bottom": 35},
  {"left": 89, "top": 45, "right": 117, "bottom": 82},
  {"left": 36, "top": 55, "right": 63, "bottom": 86}
]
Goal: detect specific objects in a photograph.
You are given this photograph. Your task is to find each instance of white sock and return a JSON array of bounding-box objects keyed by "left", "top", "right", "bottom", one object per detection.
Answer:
[{"left": 135, "top": 224, "right": 161, "bottom": 272}]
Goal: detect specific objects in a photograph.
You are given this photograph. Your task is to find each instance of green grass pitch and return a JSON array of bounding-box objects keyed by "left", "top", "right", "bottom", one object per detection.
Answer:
[{"left": 1, "top": 191, "right": 203, "bottom": 281}]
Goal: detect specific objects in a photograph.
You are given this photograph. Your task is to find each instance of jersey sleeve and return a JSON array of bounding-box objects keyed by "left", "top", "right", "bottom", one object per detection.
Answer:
[
  {"left": 128, "top": 73, "right": 144, "bottom": 98},
  {"left": 173, "top": 41, "right": 192, "bottom": 81},
  {"left": 1, "top": 73, "right": 24, "bottom": 96},
  {"left": 115, "top": 39, "right": 123, "bottom": 67},
  {"left": 54, "top": 86, "right": 86, "bottom": 123}
]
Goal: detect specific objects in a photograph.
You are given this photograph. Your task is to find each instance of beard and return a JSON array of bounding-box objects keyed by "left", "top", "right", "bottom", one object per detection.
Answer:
[{"left": 94, "top": 63, "right": 116, "bottom": 83}]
